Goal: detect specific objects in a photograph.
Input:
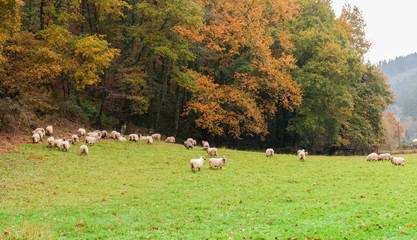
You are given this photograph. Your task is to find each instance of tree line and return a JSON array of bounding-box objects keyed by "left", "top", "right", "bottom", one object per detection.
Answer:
[{"left": 0, "top": 0, "right": 394, "bottom": 154}]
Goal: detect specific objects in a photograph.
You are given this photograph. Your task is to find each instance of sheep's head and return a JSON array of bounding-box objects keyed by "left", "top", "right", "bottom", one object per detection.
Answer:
[
  {"left": 222, "top": 156, "right": 227, "bottom": 163},
  {"left": 201, "top": 156, "right": 206, "bottom": 161}
]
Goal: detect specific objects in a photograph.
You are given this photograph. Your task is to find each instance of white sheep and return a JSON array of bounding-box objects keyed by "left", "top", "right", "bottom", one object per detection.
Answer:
[
  {"left": 266, "top": 148, "right": 274, "bottom": 158},
  {"left": 77, "top": 128, "right": 86, "bottom": 137},
  {"left": 72, "top": 134, "right": 79, "bottom": 143},
  {"left": 32, "top": 133, "right": 40, "bottom": 144},
  {"left": 45, "top": 125, "right": 53, "bottom": 135},
  {"left": 366, "top": 152, "right": 378, "bottom": 161},
  {"left": 61, "top": 140, "right": 71, "bottom": 151},
  {"left": 209, "top": 156, "right": 227, "bottom": 169},
  {"left": 85, "top": 136, "right": 99, "bottom": 145},
  {"left": 190, "top": 156, "right": 206, "bottom": 172},
  {"left": 46, "top": 137, "right": 54, "bottom": 148},
  {"left": 119, "top": 136, "right": 127, "bottom": 141},
  {"left": 80, "top": 145, "right": 88, "bottom": 155},
  {"left": 378, "top": 153, "right": 391, "bottom": 161},
  {"left": 87, "top": 132, "right": 101, "bottom": 140},
  {"left": 390, "top": 156, "right": 405, "bottom": 166},
  {"left": 129, "top": 134, "right": 139, "bottom": 142},
  {"left": 53, "top": 138, "right": 65, "bottom": 150},
  {"left": 114, "top": 132, "right": 121, "bottom": 140},
  {"left": 186, "top": 138, "right": 196, "bottom": 146},
  {"left": 145, "top": 136, "right": 153, "bottom": 144},
  {"left": 184, "top": 141, "right": 193, "bottom": 150},
  {"left": 32, "top": 128, "right": 45, "bottom": 139},
  {"left": 151, "top": 133, "right": 161, "bottom": 141},
  {"left": 297, "top": 149, "right": 308, "bottom": 161},
  {"left": 202, "top": 141, "right": 210, "bottom": 150},
  {"left": 101, "top": 130, "right": 108, "bottom": 138},
  {"left": 207, "top": 147, "right": 218, "bottom": 157},
  {"left": 165, "top": 136, "right": 175, "bottom": 143}
]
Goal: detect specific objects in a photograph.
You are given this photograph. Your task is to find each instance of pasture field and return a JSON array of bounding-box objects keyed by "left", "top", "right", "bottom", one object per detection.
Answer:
[{"left": 0, "top": 140, "right": 417, "bottom": 239}]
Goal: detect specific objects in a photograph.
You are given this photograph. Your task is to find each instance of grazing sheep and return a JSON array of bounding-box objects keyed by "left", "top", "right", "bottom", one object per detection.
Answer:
[
  {"left": 190, "top": 156, "right": 206, "bottom": 173},
  {"left": 186, "top": 138, "right": 196, "bottom": 146},
  {"left": 378, "top": 153, "right": 391, "bottom": 161},
  {"left": 101, "top": 130, "right": 108, "bottom": 138},
  {"left": 366, "top": 152, "right": 378, "bottom": 161},
  {"left": 119, "top": 136, "right": 127, "bottom": 141},
  {"left": 206, "top": 147, "right": 218, "bottom": 157},
  {"left": 144, "top": 136, "right": 153, "bottom": 144},
  {"left": 165, "top": 136, "right": 175, "bottom": 143},
  {"left": 129, "top": 134, "right": 139, "bottom": 142},
  {"left": 151, "top": 133, "right": 161, "bottom": 141},
  {"left": 87, "top": 132, "right": 101, "bottom": 139},
  {"left": 77, "top": 128, "right": 86, "bottom": 137},
  {"left": 45, "top": 125, "right": 53, "bottom": 135},
  {"left": 209, "top": 156, "right": 227, "bottom": 169},
  {"left": 390, "top": 156, "right": 405, "bottom": 166},
  {"left": 202, "top": 141, "right": 210, "bottom": 150},
  {"left": 53, "top": 138, "right": 64, "bottom": 149},
  {"left": 72, "top": 134, "right": 79, "bottom": 143},
  {"left": 266, "top": 148, "right": 274, "bottom": 158},
  {"left": 184, "top": 141, "right": 193, "bottom": 150},
  {"left": 32, "top": 128, "right": 45, "bottom": 139},
  {"left": 110, "top": 131, "right": 117, "bottom": 138},
  {"left": 61, "top": 140, "right": 71, "bottom": 151},
  {"left": 85, "top": 136, "right": 99, "bottom": 145},
  {"left": 46, "top": 137, "right": 54, "bottom": 148},
  {"left": 80, "top": 145, "right": 88, "bottom": 155},
  {"left": 32, "top": 133, "right": 40, "bottom": 144},
  {"left": 297, "top": 149, "right": 308, "bottom": 161},
  {"left": 114, "top": 132, "right": 121, "bottom": 140}
]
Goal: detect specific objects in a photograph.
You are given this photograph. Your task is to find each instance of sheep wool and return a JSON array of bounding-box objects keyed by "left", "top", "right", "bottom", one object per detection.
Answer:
[
  {"left": 209, "top": 156, "right": 227, "bottom": 169},
  {"left": 80, "top": 145, "right": 88, "bottom": 155},
  {"left": 61, "top": 140, "right": 71, "bottom": 151},
  {"left": 129, "top": 134, "right": 139, "bottom": 142},
  {"left": 47, "top": 137, "right": 55, "bottom": 148},
  {"left": 390, "top": 156, "right": 405, "bottom": 166},
  {"left": 45, "top": 125, "right": 53, "bottom": 135},
  {"left": 297, "top": 149, "right": 308, "bottom": 161},
  {"left": 190, "top": 156, "right": 206, "bottom": 172},
  {"left": 119, "top": 136, "right": 127, "bottom": 141},
  {"left": 145, "top": 136, "right": 153, "bottom": 144},
  {"left": 77, "top": 128, "right": 86, "bottom": 137},
  {"left": 366, "top": 152, "right": 378, "bottom": 161},
  {"left": 186, "top": 138, "right": 195, "bottom": 146},
  {"left": 151, "top": 133, "right": 161, "bottom": 141},
  {"left": 378, "top": 153, "right": 391, "bottom": 161},
  {"left": 202, "top": 141, "right": 210, "bottom": 150},
  {"left": 207, "top": 147, "right": 218, "bottom": 157},
  {"left": 53, "top": 139, "right": 64, "bottom": 149},
  {"left": 72, "top": 134, "right": 79, "bottom": 143},
  {"left": 85, "top": 136, "right": 99, "bottom": 145},
  {"left": 265, "top": 148, "right": 274, "bottom": 158},
  {"left": 165, "top": 136, "right": 175, "bottom": 143},
  {"left": 101, "top": 130, "right": 108, "bottom": 138},
  {"left": 32, "top": 133, "right": 40, "bottom": 144},
  {"left": 32, "top": 128, "right": 45, "bottom": 138},
  {"left": 184, "top": 141, "right": 193, "bottom": 150}
]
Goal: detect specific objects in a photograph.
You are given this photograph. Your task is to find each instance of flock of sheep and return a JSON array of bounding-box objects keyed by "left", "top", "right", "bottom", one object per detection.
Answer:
[{"left": 366, "top": 152, "right": 405, "bottom": 166}]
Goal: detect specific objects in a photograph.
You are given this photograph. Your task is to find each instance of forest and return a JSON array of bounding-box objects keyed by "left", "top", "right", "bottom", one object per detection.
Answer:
[{"left": 0, "top": 0, "right": 394, "bottom": 154}]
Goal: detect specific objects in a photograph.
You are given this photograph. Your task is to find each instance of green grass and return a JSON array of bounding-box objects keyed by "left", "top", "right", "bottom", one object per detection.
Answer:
[{"left": 1, "top": 140, "right": 417, "bottom": 239}]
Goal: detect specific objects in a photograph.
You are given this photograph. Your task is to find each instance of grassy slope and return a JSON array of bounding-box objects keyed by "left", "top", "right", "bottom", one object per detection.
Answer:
[{"left": 1, "top": 140, "right": 417, "bottom": 239}]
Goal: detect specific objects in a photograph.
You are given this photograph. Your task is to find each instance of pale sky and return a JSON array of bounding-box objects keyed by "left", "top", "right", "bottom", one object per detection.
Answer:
[{"left": 331, "top": 0, "right": 417, "bottom": 64}]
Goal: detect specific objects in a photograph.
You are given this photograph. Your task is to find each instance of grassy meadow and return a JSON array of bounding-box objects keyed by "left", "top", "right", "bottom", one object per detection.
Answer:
[{"left": 1, "top": 139, "right": 417, "bottom": 239}]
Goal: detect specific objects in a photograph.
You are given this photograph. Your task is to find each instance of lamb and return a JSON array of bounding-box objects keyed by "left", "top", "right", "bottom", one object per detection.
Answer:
[
  {"left": 184, "top": 141, "right": 193, "bottom": 150},
  {"left": 209, "top": 156, "right": 227, "bottom": 169},
  {"left": 45, "top": 125, "right": 53, "bottom": 135},
  {"left": 206, "top": 147, "right": 218, "bottom": 157},
  {"left": 165, "top": 136, "right": 175, "bottom": 143},
  {"left": 151, "top": 133, "right": 161, "bottom": 141},
  {"left": 32, "top": 133, "right": 40, "bottom": 144},
  {"left": 79, "top": 145, "right": 88, "bottom": 155},
  {"left": 202, "top": 141, "right": 210, "bottom": 150},
  {"left": 297, "top": 149, "right": 308, "bottom": 161},
  {"left": 378, "top": 153, "right": 391, "bottom": 161},
  {"left": 390, "top": 156, "right": 405, "bottom": 166},
  {"left": 129, "top": 134, "right": 139, "bottom": 142},
  {"left": 61, "top": 140, "right": 71, "bottom": 151},
  {"left": 46, "top": 137, "right": 54, "bottom": 148},
  {"left": 77, "top": 128, "right": 86, "bottom": 137},
  {"left": 72, "top": 134, "right": 79, "bottom": 143},
  {"left": 85, "top": 136, "right": 99, "bottom": 145},
  {"left": 266, "top": 148, "right": 274, "bottom": 158},
  {"left": 190, "top": 156, "right": 206, "bottom": 172},
  {"left": 366, "top": 152, "right": 378, "bottom": 161},
  {"left": 32, "top": 128, "right": 45, "bottom": 139}
]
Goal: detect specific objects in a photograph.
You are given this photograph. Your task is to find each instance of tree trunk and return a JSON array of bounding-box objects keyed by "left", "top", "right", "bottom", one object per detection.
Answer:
[
  {"left": 40, "top": 0, "right": 45, "bottom": 30},
  {"left": 173, "top": 85, "right": 181, "bottom": 136},
  {"left": 155, "top": 59, "right": 169, "bottom": 130}
]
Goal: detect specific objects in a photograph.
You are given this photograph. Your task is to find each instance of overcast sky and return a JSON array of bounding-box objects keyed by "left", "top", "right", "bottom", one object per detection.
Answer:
[{"left": 331, "top": 0, "right": 417, "bottom": 64}]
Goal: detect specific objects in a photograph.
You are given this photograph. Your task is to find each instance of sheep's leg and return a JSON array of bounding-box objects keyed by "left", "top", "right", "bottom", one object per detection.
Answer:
[
  {"left": 220, "top": 167, "right": 222, "bottom": 170},
  {"left": 198, "top": 168, "right": 201, "bottom": 171}
]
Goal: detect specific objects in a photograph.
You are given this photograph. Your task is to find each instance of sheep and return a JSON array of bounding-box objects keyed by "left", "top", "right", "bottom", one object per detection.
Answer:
[
  {"left": 297, "top": 149, "right": 308, "bottom": 161},
  {"left": 32, "top": 128, "right": 45, "bottom": 139},
  {"left": 80, "top": 145, "right": 88, "bottom": 155},
  {"left": 87, "top": 132, "right": 101, "bottom": 140},
  {"left": 45, "top": 125, "right": 53, "bottom": 135},
  {"left": 165, "top": 136, "right": 175, "bottom": 143},
  {"left": 390, "top": 156, "right": 405, "bottom": 166},
  {"left": 366, "top": 152, "right": 378, "bottom": 161},
  {"left": 46, "top": 137, "right": 54, "bottom": 148},
  {"left": 129, "top": 134, "right": 139, "bottom": 142},
  {"left": 144, "top": 136, "right": 153, "bottom": 144},
  {"left": 53, "top": 138, "right": 66, "bottom": 150},
  {"left": 190, "top": 156, "right": 206, "bottom": 173},
  {"left": 101, "top": 130, "right": 108, "bottom": 138},
  {"left": 110, "top": 130, "right": 117, "bottom": 138},
  {"left": 77, "top": 128, "right": 86, "bottom": 137},
  {"left": 119, "top": 136, "right": 127, "bottom": 141},
  {"left": 114, "top": 132, "right": 121, "bottom": 140},
  {"left": 266, "top": 148, "right": 274, "bottom": 158},
  {"left": 202, "top": 141, "right": 210, "bottom": 150},
  {"left": 72, "top": 134, "right": 79, "bottom": 143},
  {"left": 32, "top": 133, "right": 40, "bottom": 144},
  {"left": 85, "top": 136, "right": 99, "bottom": 145},
  {"left": 61, "top": 140, "right": 71, "bottom": 151},
  {"left": 184, "top": 141, "right": 193, "bottom": 150},
  {"left": 186, "top": 138, "right": 197, "bottom": 146},
  {"left": 209, "top": 156, "right": 227, "bottom": 169},
  {"left": 206, "top": 147, "right": 218, "bottom": 157},
  {"left": 378, "top": 153, "right": 391, "bottom": 161},
  {"left": 151, "top": 133, "right": 161, "bottom": 141}
]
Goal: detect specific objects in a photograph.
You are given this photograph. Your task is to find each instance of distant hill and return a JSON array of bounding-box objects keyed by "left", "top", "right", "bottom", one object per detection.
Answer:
[{"left": 378, "top": 53, "right": 417, "bottom": 140}]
